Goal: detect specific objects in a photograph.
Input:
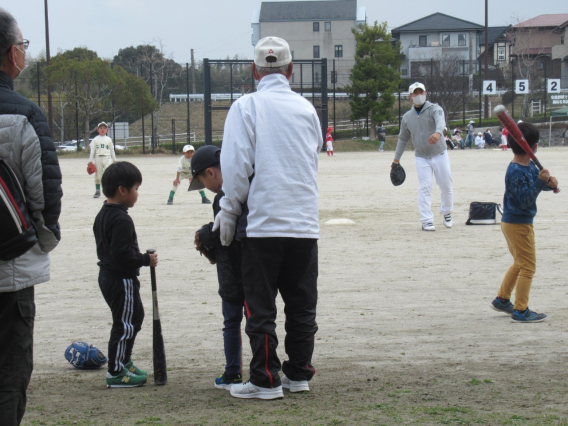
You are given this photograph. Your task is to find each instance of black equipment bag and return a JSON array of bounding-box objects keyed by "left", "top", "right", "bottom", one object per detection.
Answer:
[
  {"left": 0, "top": 158, "right": 38, "bottom": 261},
  {"left": 466, "top": 202, "right": 503, "bottom": 225}
]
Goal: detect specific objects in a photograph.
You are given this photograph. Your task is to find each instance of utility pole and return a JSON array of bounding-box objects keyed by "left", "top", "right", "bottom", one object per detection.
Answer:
[
  {"left": 44, "top": 0, "right": 54, "bottom": 135},
  {"left": 484, "top": 0, "right": 489, "bottom": 119},
  {"left": 191, "top": 49, "right": 196, "bottom": 94}
]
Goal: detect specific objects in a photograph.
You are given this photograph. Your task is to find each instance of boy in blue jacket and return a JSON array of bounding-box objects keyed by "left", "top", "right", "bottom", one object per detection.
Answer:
[{"left": 490, "top": 123, "right": 558, "bottom": 322}]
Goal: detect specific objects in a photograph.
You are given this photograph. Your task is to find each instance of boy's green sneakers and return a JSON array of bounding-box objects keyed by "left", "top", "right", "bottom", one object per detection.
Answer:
[
  {"left": 125, "top": 359, "right": 147, "bottom": 376},
  {"left": 106, "top": 368, "right": 147, "bottom": 388}
]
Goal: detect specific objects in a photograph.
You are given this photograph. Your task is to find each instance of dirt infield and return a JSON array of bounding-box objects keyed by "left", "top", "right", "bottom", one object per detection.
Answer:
[{"left": 23, "top": 148, "right": 568, "bottom": 426}]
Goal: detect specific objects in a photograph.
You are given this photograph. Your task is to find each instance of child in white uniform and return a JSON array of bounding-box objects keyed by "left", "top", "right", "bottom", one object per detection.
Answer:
[
  {"left": 89, "top": 122, "right": 116, "bottom": 198},
  {"left": 167, "top": 145, "right": 211, "bottom": 205}
]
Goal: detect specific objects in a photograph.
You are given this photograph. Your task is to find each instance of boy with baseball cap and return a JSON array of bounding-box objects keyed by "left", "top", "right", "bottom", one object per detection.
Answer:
[
  {"left": 189, "top": 146, "right": 245, "bottom": 390},
  {"left": 166, "top": 144, "right": 211, "bottom": 205},
  {"left": 89, "top": 121, "right": 116, "bottom": 198}
]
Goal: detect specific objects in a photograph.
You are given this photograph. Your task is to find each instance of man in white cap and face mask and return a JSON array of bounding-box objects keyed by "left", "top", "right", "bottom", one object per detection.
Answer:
[
  {"left": 215, "top": 36, "right": 321, "bottom": 400},
  {"left": 392, "top": 82, "right": 454, "bottom": 231}
]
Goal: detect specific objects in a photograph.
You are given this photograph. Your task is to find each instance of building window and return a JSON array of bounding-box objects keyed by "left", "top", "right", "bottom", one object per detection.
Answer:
[
  {"left": 537, "top": 61, "right": 544, "bottom": 70},
  {"left": 561, "top": 34, "right": 565, "bottom": 45},
  {"left": 313, "top": 45, "right": 320, "bottom": 58},
  {"left": 497, "top": 46, "right": 505, "bottom": 61},
  {"left": 458, "top": 34, "right": 466, "bottom": 46},
  {"left": 334, "top": 45, "right": 343, "bottom": 58},
  {"left": 419, "top": 35, "right": 427, "bottom": 47},
  {"left": 291, "top": 51, "right": 294, "bottom": 60},
  {"left": 313, "top": 22, "right": 319, "bottom": 32},
  {"left": 401, "top": 68, "right": 408, "bottom": 76},
  {"left": 314, "top": 72, "right": 319, "bottom": 84},
  {"left": 442, "top": 34, "right": 450, "bottom": 47},
  {"left": 325, "top": 22, "right": 331, "bottom": 31}
]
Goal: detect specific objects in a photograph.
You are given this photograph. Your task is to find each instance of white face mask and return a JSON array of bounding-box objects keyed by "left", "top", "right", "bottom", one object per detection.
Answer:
[
  {"left": 14, "top": 46, "right": 28, "bottom": 77},
  {"left": 412, "top": 94, "right": 426, "bottom": 105}
]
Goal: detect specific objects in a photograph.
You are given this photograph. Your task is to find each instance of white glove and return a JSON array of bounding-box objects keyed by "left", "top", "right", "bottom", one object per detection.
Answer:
[{"left": 212, "top": 210, "right": 238, "bottom": 246}]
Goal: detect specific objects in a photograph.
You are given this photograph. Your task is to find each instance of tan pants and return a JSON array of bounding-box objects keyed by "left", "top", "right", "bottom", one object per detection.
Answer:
[
  {"left": 170, "top": 173, "right": 192, "bottom": 193},
  {"left": 94, "top": 156, "right": 112, "bottom": 184},
  {"left": 498, "top": 222, "right": 536, "bottom": 311}
]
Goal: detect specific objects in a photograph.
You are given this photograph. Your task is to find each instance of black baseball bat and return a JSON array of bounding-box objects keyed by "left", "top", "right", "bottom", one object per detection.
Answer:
[{"left": 147, "top": 249, "right": 167, "bottom": 385}]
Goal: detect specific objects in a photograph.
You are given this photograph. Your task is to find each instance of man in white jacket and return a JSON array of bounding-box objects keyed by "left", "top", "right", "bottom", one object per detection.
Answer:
[{"left": 214, "top": 37, "right": 321, "bottom": 400}]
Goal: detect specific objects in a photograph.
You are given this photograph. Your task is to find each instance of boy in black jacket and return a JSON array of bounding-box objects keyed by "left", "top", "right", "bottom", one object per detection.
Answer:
[
  {"left": 93, "top": 161, "right": 158, "bottom": 387},
  {"left": 189, "top": 146, "right": 244, "bottom": 390}
]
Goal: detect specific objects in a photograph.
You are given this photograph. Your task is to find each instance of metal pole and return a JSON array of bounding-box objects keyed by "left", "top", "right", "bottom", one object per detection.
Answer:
[
  {"left": 141, "top": 62, "right": 145, "bottom": 154},
  {"left": 321, "top": 58, "right": 328, "bottom": 148},
  {"left": 333, "top": 59, "right": 336, "bottom": 129},
  {"left": 111, "top": 62, "right": 116, "bottom": 144},
  {"left": 191, "top": 49, "right": 196, "bottom": 94},
  {"left": 462, "top": 60, "right": 466, "bottom": 126},
  {"left": 484, "top": 0, "right": 489, "bottom": 119},
  {"left": 186, "top": 63, "right": 190, "bottom": 144},
  {"left": 398, "top": 89, "right": 401, "bottom": 128},
  {"left": 203, "top": 59, "right": 212, "bottom": 145},
  {"left": 230, "top": 63, "right": 234, "bottom": 103},
  {"left": 511, "top": 60, "right": 515, "bottom": 119},
  {"left": 75, "top": 74, "right": 79, "bottom": 144},
  {"left": 478, "top": 58, "right": 482, "bottom": 126},
  {"left": 36, "top": 62, "right": 41, "bottom": 106},
  {"left": 300, "top": 64, "right": 303, "bottom": 96},
  {"left": 172, "top": 119, "right": 176, "bottom": 153},
  {"left": 44, "top": 0, "right": 54, "bottom": 135},
  {"left": 544, "top": 61, "right": 547, "bottom": 123},
  {"left": 150, "top": 62, "right": 154, "bottom": 153}
]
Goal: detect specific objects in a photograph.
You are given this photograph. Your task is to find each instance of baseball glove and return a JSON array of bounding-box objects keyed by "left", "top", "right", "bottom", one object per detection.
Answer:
[
  {"left": 64, "top": 341, "right": 107, "bottom": 369},
  {"left": 390, "top": 162, "right": 406, "bottom": 186},
  {"left": 87, "top": 162, "right": 97, "bottom": 175},
  {"left": 195, "top": 230, "right": 216, "bottom": 264}
]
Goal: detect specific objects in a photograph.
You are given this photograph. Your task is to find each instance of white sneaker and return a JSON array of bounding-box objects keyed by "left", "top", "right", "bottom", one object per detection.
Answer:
[
  {"left": 281, "top": 375, "right": 310, "bottom": 393},
  {"left": 442, "top": 213, "right": 453, "bottom": 228},
  {"left": 230, "top": 381, "right": 284, "bottom": 400},
  {"left": 422, "top": 222, "right": 436, "bottom": 231}
]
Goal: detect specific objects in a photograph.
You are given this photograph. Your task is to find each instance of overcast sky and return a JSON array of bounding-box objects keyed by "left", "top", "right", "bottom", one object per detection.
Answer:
[{"left": 6, "top": 0, "right": 567, "bottom": 64}]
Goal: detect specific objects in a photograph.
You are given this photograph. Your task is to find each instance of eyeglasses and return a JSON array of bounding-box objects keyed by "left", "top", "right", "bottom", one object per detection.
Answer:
[{"left": 14, "top": 39, "right": 30, "bottom": 51}]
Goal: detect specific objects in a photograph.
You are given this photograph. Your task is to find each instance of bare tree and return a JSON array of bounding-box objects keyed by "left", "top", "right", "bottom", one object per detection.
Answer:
[{"left": 415, "top": 53, "right": 471, "bottom": 125}]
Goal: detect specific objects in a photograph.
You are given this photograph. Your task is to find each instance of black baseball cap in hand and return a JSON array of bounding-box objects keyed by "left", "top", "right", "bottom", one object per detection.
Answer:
[{"left": 188, "top": 145, "right": 221, "bottom": 191}]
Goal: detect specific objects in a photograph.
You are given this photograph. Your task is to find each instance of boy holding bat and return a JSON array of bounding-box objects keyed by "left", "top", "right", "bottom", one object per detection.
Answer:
[
  {"left": 490, "top": 123, "right": 557, "bottom": 323},
  {"left": 93, "top": 162, "right": 158, "bottom": 387},
  {"left": 189, "top": 146, "right": 245, "bottom": 390}
]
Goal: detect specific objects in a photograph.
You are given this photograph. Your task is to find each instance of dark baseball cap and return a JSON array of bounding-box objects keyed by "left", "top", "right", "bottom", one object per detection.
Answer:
[{"left": 188, "top": 145, "right": 221, "bottom": 191}]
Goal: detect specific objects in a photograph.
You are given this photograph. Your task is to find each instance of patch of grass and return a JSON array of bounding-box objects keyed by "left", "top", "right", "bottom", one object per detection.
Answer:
[
  {"left": 135, "top": 417, "right": 164, "bottom": 425},
  {"left": 469, "top": 378, "right": 481, "bottom": 385}
]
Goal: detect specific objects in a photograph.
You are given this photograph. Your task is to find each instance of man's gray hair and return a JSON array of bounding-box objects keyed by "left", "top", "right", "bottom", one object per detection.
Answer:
[
  {"left": 0, "top": 8, "right": 19, "bottom": 66},
  {"left": 256, "top": 64, "right": 290, "bottom": 76}
]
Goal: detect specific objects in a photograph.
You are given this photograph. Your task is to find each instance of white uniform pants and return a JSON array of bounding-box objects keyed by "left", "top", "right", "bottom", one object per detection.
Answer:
[
  {"left": 94, "top": 156, "right": 112, "bottom": 184},
  {"left": 415, "top": 151, "right": 453, "bottom": 224},
  {"left": 171, "top": 173, "right": 192, "bottom": 193}
]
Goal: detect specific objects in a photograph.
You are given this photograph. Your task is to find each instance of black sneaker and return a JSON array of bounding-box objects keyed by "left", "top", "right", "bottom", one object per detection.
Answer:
[
  {"left": 167, "top": 197, "right": 173, "bottom": 205},
  {"left": 202, "top": 198, "right": 212, "bottom": 204},
  {"left": 511, "top": 308, "right": 547, "bottom": 323},
  {"left": 93, "top": 191, "right": 100, "bottom": 198}
]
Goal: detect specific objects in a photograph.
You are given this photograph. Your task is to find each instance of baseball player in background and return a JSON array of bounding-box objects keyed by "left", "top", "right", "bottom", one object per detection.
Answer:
[
  {"left": 326, "top": 127, "right": 334, "bottom": 156},
  {"left": 392, "top": 82, "right": 453, "bottom": 231},
  {"left": 166, "top": 144, "right": 211, "bottom": 205},
  {"left": 89, "top": 122, "right": 116, "bottom": 198}
]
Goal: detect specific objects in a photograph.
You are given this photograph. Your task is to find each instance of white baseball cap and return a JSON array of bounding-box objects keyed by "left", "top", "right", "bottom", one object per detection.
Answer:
[
  {"left": 97, "top": 121, "right": 108, "bottom": 128},
  {"left": 183, "top": 144, "right": 195, "bottom": 152},
  {"left": 408, "top": 82, "right": 426, "bottom": 94},
  {"left": 254, "top": 37, "right": 292, "bottom": 68}
]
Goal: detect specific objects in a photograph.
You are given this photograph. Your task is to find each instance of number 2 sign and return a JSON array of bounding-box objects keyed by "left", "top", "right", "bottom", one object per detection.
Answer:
[{"left": 547, "top": 79, "right": 561, "bottom": 93}]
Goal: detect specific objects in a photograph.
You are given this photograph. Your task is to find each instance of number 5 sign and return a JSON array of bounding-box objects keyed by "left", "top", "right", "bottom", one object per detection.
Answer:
[
  {"left": 548, "top": 79, "right": 561, "bottom": 93},
  {"left": 515, "top": 79, "right": 529, "bottom": 94},
  {"left": 482, "top": 80, "right": 497, "bottom": 95}
]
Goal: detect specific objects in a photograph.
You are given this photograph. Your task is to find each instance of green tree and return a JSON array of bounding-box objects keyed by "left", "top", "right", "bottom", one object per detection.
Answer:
[
  {"left": 345, "top": 21, "right": 402, "bottom": 140},
  {"left": 46, "top": 54, "right": 157, "bottom": 147}
]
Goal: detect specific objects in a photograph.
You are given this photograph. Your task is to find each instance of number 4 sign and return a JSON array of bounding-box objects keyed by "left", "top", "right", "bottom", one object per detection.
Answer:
[
  {"left": 482, "top": 80, "right": 497, "bottom": 95},
  {"left": 515, "top": 79, "right": 529, "bottom": 94},
  {"left": 548, "top": 79, "right": 561, "bottom": 93}
]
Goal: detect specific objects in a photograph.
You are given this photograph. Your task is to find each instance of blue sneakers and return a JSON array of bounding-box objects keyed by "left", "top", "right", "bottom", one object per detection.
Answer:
[
  {"left": 491, "top": 297, "right": 514, "bottom": 314},
  {"left": 214, "top": 372, "right": 242, "bottom": 390},
  {"left": 511, "top": 308, "right": 547, "bottom": 323}
]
